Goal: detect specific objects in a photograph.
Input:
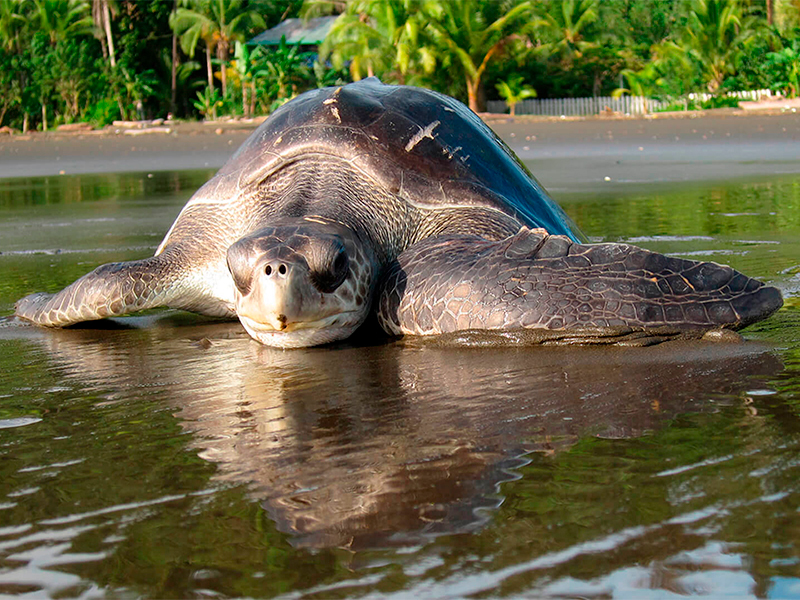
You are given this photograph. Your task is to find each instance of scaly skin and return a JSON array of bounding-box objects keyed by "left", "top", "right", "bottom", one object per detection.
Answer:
[
  {"left": 377, "top": 228, "right": 784, "bottom": 337},
  {"left": 15, "top": 248, "right": 229, "bottom": 327}
]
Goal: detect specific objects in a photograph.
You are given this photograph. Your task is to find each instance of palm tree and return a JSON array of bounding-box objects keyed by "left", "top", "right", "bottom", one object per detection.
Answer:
[
  {"left": 423, "top": 0, "right": 534, "bottom": 113},
  {"left": 496, "top": 74, "right": 536, "bottom": 116},
  {"left": 170, "top": 0, "right": 265, "bottom": 97},
  {"left": 319, "top": 1, "right": 392, "bottom": 80},
  {"left": 612, "top": 68, "right": 655, "bottom": 113},
  {"left": 259, "top": 36, "right": 313, "bottom": 111},
  {"left": 91, "top": 0, "right": 117, "bottom": 68},
  {"left": 0, "top": 0, "right": 27, "bottom": 53},
  {"left": 232, "top": 40, "right": 264, "bottom": 117},
  {"left": 30, "top": 0, "right": 94, "bottom": 45},
  {"left": 533, "top": 0, "right": 599, "bottom": 60},
  {"left": 318, "top": 0, "right": 434, "bottom": 84},
  {"left": 682, "top": 0, "right": 756, "bottom": 92}
]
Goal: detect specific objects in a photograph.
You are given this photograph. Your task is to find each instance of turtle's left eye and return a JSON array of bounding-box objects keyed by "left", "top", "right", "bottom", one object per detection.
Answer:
[
  {"left": 334, "top": 250, "right": 347, "bottom": 276},
  {"left": 309, "top": 242, "right": 349, "bottom": 294}
]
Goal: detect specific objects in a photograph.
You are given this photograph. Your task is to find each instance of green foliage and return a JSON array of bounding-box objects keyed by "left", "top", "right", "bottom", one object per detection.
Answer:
[
  {"left": 30, "top": 0, "right": 94, "bottom": 44},
  {"left": 317, "top": 0, "right": 433, "bottom": 84},
  {"left": 113, "top": 1, "right": 176, "bottom": 116},
  {"left": 193, "top": 85, "right": 223, "bottom": 120},
  {"left": 723, "top": 25, "right": 780, "bottom": 92},
  {"left": 681, "top": 0, "right": 761, "bottom": 92},
  {"left": 764, "top": 33, "right": 800, "bottom": 97},
  {"left": 699, "top": 93, "right": 742, "bottom": 107},
  {"left": 170, "top": 0, "right": 266, "bottom": 96},
  {"left": 313, "top": 57, "right": 349, "bottom": 88},
  {"left": 423, "top": 0, "right": 536, "bottom": 111},
  {"left": 533, "top": 0, "right": 599, "bottom": 60},
  {"left": 496, "top": 74, "right": 536, "bottom": 115},
  {"left": 231, "top": 40, "right": 263, "bottom": 117},
  {"left": 1, "top": 0, "right": 800, "bottom": 129},
  {"left": 83, "top": 97, "right": 121, "bottom": 126},
  {"left": 597, "top": 0, "right": 688, "bottom": 55},
  {"left": 50, "top": 37, "right": 101, "bottom": 122},
  {"left": 258, "top": 36, "right": 314, "bottom": 104},
  {"left": 109, "top": 66, "right": 160, "bottom": 121},
  {"left": 0, "top": 0, "right": 27, "bottom": 52},
  {"left": 0, "top": 49, "right": 21, "bottom": 127}
]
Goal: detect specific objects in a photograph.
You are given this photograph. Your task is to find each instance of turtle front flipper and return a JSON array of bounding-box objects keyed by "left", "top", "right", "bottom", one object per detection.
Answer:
[
  {"left": 377, "top": 228, "right": 784, "bottom": 342},
  {"left": 16, "top": 249, "right": 227, "bottom": 327}
]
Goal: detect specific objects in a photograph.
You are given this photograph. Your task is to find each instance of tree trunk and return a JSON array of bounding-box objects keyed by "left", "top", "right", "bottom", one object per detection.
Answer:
[
  {"left": 220, "top": 49, "right": 228, "bottom": 97},
  {"left": 103, "top": 1, "right": 116, "bottom": 68},
  {"left": 98, "top": 33, "right": 108, "bottom": 59},
  {"left": 171, "top": 28, "right": 178, "bottom": 115},
  {"left": 767, "top": 0, "right": 774, "bottom": 26},
  {"left": 23, "top": 112, "right": 29, "bottom": 133},
  {"left": 466, "top": 77, "right": 480, "bottom": 113},
  {"left": 206, "top": 45, "right": 214, "bottom": 91},
  {"left": 41, "top": 102, "right": 47, "bottom": 131}
]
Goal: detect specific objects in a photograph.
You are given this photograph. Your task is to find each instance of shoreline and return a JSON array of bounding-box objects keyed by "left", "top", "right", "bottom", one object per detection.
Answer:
[{"left": 2, "top": 108, "right": 800, "bottom": 193}]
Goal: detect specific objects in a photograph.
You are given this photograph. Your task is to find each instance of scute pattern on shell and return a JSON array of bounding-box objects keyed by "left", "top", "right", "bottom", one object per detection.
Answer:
[{"left": 204, "top": 78, "right": 581, "bottom": 242}]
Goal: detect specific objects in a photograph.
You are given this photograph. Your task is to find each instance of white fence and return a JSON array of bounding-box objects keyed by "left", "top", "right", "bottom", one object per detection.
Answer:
[{"left": 486, "top": 89, "right": 774, "bottom": 117}]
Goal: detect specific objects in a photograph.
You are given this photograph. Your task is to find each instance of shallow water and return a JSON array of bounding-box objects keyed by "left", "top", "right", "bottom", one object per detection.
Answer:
[{"left": 0, "top": 169, "right": 799, "bottom": 598}]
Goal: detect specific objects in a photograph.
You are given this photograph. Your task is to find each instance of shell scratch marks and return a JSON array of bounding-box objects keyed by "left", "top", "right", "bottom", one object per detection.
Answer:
[
  {"left": 405, "top": 120, "right": 440, "bottom": 152},
  {"left": 323, "top": 94, "right": 341, "bottom": 123},
  {"left": 442, "top": 145, "right": 462, "bottom": 160}
]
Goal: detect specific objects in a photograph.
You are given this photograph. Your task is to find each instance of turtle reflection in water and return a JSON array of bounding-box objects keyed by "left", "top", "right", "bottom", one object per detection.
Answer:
[{"left": 16, "top": 79, "right": 783, "bottom": 348}]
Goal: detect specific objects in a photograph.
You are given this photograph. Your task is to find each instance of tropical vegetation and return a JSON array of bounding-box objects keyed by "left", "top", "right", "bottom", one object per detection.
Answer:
[{"left": 1, "top": 0, "right": 800, "bottom": 132}]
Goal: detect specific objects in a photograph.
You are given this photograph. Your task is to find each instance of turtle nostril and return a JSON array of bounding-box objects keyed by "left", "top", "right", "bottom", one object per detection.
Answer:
[{"left": 265, "top": 263, "right": 288, "bottom": 277}]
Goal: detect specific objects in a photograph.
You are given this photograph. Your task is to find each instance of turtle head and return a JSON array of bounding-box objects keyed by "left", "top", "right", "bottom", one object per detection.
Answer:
[{"left": 226, "top": 218, "right": 375, "bottom": 348}]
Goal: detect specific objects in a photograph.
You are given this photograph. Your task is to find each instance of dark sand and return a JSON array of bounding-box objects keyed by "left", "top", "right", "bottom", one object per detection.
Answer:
[
  {"left": 491, "top": 110, "right": 800, "bottom": 193},
  {"left": 2, "top": 110, "right": 799, "bottom": 193}
]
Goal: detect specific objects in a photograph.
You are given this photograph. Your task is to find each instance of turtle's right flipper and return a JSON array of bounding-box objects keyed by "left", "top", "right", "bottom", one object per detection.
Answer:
[
  {"left": 15, "top": 252, "right": 201, "bottom": 327},
  {"left": 376, "top": 228, "right": 784, "bottom": 339}
]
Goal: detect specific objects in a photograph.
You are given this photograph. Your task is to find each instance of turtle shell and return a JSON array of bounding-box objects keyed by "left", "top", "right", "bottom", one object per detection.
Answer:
[{"left": 205, "top": 78, "right": 582, "bottom": 242}]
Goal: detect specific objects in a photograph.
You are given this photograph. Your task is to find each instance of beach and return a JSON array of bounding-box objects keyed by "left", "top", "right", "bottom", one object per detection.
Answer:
[
  {"left": 1, "top": 109, "right": 799, "bottom": 193},
  {"left": 2, "top": 105, "right": 800, "bottom": 600}
]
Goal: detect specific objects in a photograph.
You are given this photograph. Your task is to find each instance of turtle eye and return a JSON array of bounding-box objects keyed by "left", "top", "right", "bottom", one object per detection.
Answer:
[
  {"left": 309, "top": 243, "right": 349, "bottom": 294},
  {"left": 333, "top": 250, "right": 347, "bottom": 275},
  {"left": 265, "top": 265, "right": 272, "bottom": 276}
]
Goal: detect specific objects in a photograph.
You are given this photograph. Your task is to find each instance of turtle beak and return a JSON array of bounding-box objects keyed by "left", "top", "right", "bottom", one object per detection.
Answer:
[{"left": 236, "top": 257, "right": 320, "bottom": 332}]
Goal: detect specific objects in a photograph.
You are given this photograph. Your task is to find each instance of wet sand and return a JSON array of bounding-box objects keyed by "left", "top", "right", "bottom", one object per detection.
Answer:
[
  {"left": 1, "top": 110, "right": 799, "bottom": 193},
  {"left": 489, "top": 110, "right": 800, "bottom": 193}
]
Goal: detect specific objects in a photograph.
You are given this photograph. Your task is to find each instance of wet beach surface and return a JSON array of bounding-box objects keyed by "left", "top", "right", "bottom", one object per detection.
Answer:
[
  {"left": 3, "top": 110, "right": 800, "bottom": 188},
  {"left": 0, "top": 116, "right": 799, "bottom": 597}
]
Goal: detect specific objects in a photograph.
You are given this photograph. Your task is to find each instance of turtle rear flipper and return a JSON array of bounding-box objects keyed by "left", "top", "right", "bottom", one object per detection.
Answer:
[
  {"left": 377, "top": 228, "right": 784, "bottom": 341},
  {"left": 15, "top": 250, "right": 231, "bottom": 327}
]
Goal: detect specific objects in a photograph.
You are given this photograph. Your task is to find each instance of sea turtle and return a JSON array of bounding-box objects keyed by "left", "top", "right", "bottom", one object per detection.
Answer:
[{"left": 15, "top": 79, "right": 783, "bottom": 348}]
